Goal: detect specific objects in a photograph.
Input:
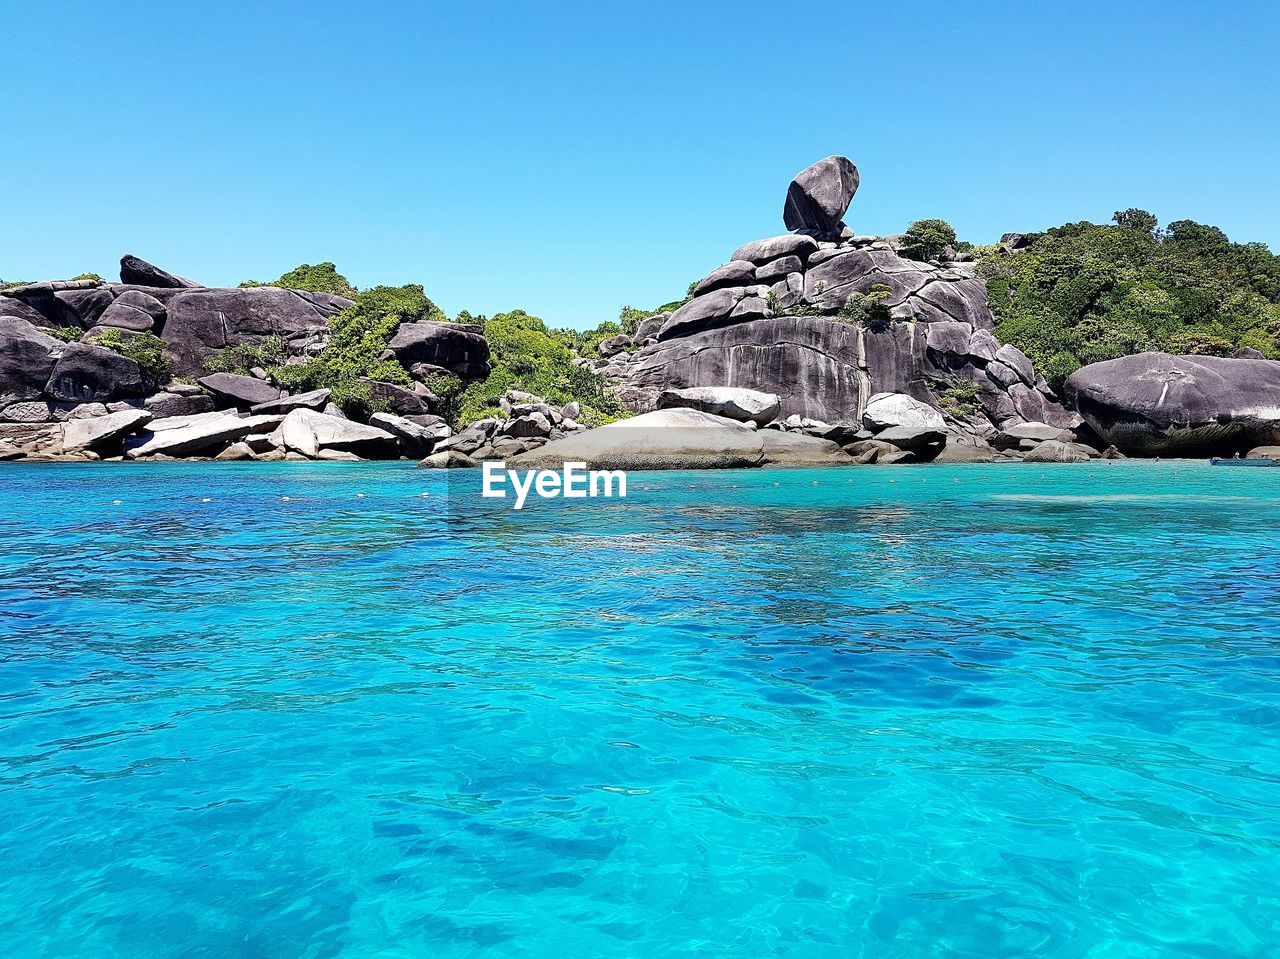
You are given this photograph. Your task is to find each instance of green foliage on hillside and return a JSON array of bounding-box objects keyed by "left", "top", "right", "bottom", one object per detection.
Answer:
[
  {"left": 901, "top": 219, "right": 958, "bottom": 261},
  {"left": 204, "top": 335, "right": 287, "bottom": 374},
  {"left": 979, "top": 211, "right": 1280, "bottom": 387},
  {"left": 94, "top": 329, "right": 173, "bottom": 389},
  {"left": 271, "top": 284, "right": 442, "bottom": 416},
  {"left": 241, "top": 262, "right": 358, "bottom": 298},
  {"left": 432, "top": 310, "right": 625, "bottom": 427}
]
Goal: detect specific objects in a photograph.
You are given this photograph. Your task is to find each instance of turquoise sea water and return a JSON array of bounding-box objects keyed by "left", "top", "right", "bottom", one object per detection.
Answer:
[{"left": 1, "top": 461, "right": 1279, "bottom": 958}]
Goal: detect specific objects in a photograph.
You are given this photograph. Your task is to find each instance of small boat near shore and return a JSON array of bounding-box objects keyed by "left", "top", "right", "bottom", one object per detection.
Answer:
[{"left": 1210, "top": 457, "right": 1280, "bottom": 467}]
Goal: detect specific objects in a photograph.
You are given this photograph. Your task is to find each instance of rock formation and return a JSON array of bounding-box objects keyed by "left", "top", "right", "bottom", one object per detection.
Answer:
[
  {"left": 1065, "top": 353, "right": 1280, "bottom": 454},
  {"left": 588, "top": 156, "right": 1079, "bottom": 455}
]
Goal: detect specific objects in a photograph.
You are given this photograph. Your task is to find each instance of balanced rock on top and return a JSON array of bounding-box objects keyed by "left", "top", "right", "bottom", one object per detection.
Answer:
[{"left": 783, "top": 155, "right": 860, "bottom": 235}]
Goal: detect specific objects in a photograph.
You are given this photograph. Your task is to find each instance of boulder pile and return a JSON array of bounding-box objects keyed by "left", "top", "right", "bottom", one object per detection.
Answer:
[
  {"left": 582, "top": 156, "right": 1079, "bottom": 452},
  {"left": 418, "top": 391, "right": 588, "bottom": 468},
  {"left": 0, "top": 255, "right": 492, "bottom": 462}
]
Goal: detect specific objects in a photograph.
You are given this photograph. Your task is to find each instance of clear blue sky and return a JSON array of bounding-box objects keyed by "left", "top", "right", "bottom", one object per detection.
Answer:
[{"left": 4, "top": 1, "right": 1278, "bottom": 328}]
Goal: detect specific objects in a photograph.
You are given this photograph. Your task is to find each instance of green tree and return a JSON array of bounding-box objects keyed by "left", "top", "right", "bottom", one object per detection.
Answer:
[
  {"left": 241, "top": 262, "right": 358, "bottom": 298},
  {"left": 901, "top": 219, "right": 958, "bottom": 261},
  {"left": 1112, "top": 209, "right": 1159, "bottom": 235}
]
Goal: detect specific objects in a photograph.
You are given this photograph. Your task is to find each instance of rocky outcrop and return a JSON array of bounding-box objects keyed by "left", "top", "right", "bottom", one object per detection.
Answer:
[
  {"left": 198, "top": 372, "right": 283, "bottom": 408},
  {"left": 119, "top": 254, "right": 202, "bottom": 289},
  {"left": 592, "top": 157, "right": 1075, "bottom": 446},
  {"left": 1065, "top": 353, "right": 1280, "bottom": 455},
  {"left": 386, "top": 321, "right": 490, "bottom": 381},
  {"left": 46, "top": 343, "right": 147, "bottom": 403},
  {"left": 0, "top": 318, "right": 61, "bottom": 404},
  {"left": 163, "top": 287, "right": 352, "bottom": 376}
]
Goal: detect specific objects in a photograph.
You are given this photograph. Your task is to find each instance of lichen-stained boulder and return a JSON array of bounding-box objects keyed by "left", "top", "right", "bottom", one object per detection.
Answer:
[
  {"left": 0, "top": 318, "right": 62, "bottom": 404},
  {"left": 98, "top": 290, "right": 166, "bottom": 332},
  {"left": 386, "top": 321, "right": 490, "bottom": 381},
  {"left": 45, "top": 342, "right": 146, "bottom": 403},
  {"left": 162, "top": 287, "right": 352, "bottom": 376},
  {"left": 657, "top": 386, "right": 781, "bottom": 426},
  {"left": 1064, "top": 352, "right": 1280, "bottom": 454},
  {"left": 270, "top": 408, "right": 397, "bottom": 458},
  {"left": 119, "top": 254, "right": 202, "bottom": 289},
  {"left": 783, "top": 156, "right": 859, "bottom": 234}
]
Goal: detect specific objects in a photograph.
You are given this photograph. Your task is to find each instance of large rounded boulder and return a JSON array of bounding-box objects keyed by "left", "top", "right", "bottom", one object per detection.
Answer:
[
  {"left": 1065, "top": 352, "right": 1280, "bottom": 454},
  {"left": 387, "top": 322, "right": 490, "bottom": 381},
  {"left": 0, "top": 318, "right": 63, "bottom": 405},
  {"left": 783, "top": 156, "right": 859, "bottom": 235},
  {"left": 161, "top": 287, "right": 352, "bottom": 376}
]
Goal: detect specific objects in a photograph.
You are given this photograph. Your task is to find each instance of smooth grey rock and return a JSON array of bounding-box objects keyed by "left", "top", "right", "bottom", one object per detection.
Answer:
[
  {"left": 97, "top": 290, "right": 166, "bottom": 332},
  {"left": 60, "top": 409, "right": 154, "bottom": 452},
  {"left": 924, "top": 320, "right": 973, "bottom": 356},
  {"left": 215, "top": 442, "right": 256, "bottom": 461},
  {"left": 694, "top": 260, "right": 756, "bottom": 295},
  {"left": 250, "top": 389, "right": 332, "bottom": 415},
  {"left": 967, "top": 328, "right": 1000, "bottom": 362},
  {"left": 783, "top": 156, "right": 859, "bottom": 234},
  {"left": 1023, "top": 439, "right": 1090, "bottom": 463},
  {"left": 933, "top": 441, "right": 996, "bottom": 463},
  {"left": 0, "top": 317, "right": 62, "bottom": 404},
  {"left": 754, "top": 255, "right": 804, "bottom": 285},
  {"left": 417, "top": 450, "right": 477, "bottom": 469},
  {"left": 512, "top": 408, "right": 765, "bottom": 470},
  {"left": 46, "top": 342, "right": 146, "bottom": 402},
  {"left": 1065, "top": 353, "right": 1280, "bottom": 454},
  {"left": 55, "top": 288, "right": 115, "bottom": 328},
  {"left": 126, "top": 413, "right": 282, "bottom": 458},
  {"left": 732, "top": 234, "right": 819, "bottom": 265},
  {"left": 1, "top": 400, "right": 55, "bottom": 422},
  {"left": 119, "top": 254, "right": 202, "bottom": 289},
  {"left": 1246, "top": 445, "right": 1280, "bottom": 459},
  {"left": 162, "top": 287, "right": 351, "bottom": 376},
  {"left": 873, "top": 426, "right": 946, "bottom": 458},
  {"left": 657, "top": 386, "right": 781, "bottom": 426},
  {"left": 657, "top": 289, "right": 746, "bottom": 341},
  {"left": 863, "top": 392, "right": 946, "bottom": 432},
  {"left": 198, "top": 372, "right": 282, "bottom": 408},
  {"left": 994, "top": 344, "right": 1035, "bottom": 385},
  {"left": 759, "top": 430, "right": 853, "bottom": 466},
  {"left": 502, "top": 412, "right": 553, "bottom": 438},
  {"left": 387, "top": 322, "right": 490, "bottom": 380},
  {"left": 368, "top": 411, "right": 439, "bottom": 455},
  {"left": 270, "top": 408, "right": 396, "bottom": 458}
]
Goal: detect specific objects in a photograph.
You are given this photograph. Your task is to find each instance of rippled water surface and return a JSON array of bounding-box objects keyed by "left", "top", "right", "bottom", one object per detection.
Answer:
[{"left": 2, "top": 460, "right": 1279, "bottom": 958}]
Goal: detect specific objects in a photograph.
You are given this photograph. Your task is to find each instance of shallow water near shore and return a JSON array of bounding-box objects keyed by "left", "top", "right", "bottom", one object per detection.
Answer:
[{"left": 2, "top": 460, "right": 1279, "bottom": 958}]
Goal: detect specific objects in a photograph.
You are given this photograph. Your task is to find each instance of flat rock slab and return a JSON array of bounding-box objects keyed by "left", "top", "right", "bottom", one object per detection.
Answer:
[
  {"left": 657, "top": 386, "right": 781, "bottom": 426},
  {"left": 511, "top": 408, "right": 765, "bottom": 470},
  {"left": 198, "top": 373, "right": 282, "bottom": 407},
  {"left": 62, "top": 409, "right": 154, "bottom": 452},
  {"left": 127, "top": 413, "right": 283, "bottom": 458}
]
